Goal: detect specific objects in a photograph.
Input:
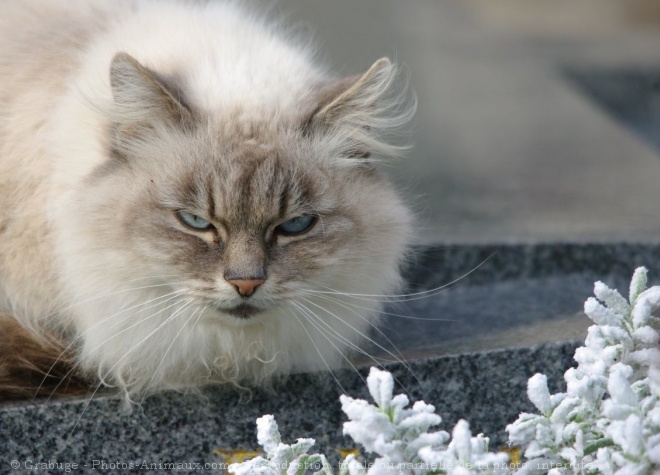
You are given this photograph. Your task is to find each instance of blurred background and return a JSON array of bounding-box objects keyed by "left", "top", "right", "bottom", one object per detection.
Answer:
[{"left": 285, "top": 0, "right": 660, "bottom": 244}]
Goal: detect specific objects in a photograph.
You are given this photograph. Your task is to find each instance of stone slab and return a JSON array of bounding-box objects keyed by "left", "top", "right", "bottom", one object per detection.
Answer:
[{"left": 0, "top": 342, "right": 579, "bottom": 474}]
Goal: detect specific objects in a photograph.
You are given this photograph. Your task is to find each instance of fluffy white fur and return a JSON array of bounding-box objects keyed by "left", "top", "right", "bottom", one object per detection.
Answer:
[{"left": 0, "top": 0, "right": 414, "bottom": 399}]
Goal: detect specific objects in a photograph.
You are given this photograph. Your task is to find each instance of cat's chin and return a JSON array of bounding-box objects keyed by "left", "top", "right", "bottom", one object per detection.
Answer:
[
  {"left": 210, "top": 302, "right": 269, "bottom": 324},
  {"left": 221, "top": 303, "right": 262, "bottom": 320}
]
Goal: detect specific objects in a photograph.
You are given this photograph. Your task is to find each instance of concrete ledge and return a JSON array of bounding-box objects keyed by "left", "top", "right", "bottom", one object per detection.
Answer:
[
  {"left": 2, "top": 342, "right": 578, "bottom": 473},
  {"left": 3, "top": 242, "right": 660, "bottom": 473},
  {"left": 374, "top": 242, "right": 660, "bottom": 357}
]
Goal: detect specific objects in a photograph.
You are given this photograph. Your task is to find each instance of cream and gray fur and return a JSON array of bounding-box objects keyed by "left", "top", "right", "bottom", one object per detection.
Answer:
[{"left": 0, "top": 0, "right": 414, "bottom": 399}]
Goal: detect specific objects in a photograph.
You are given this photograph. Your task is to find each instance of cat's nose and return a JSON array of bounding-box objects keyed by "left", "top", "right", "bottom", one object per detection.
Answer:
[{"left": 226, "top": 278, "right": 265, "bottom": 297}]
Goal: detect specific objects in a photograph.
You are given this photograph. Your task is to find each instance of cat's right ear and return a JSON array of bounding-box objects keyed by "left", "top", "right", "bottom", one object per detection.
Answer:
[{"left": 109, "top": 52, "right": 193, "bottom": 147}]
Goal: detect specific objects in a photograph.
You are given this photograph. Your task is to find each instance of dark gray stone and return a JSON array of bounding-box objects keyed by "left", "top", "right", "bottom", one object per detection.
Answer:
[
  {"left": 3, "top": 242, "right": 659, "bottom": 473},
  {"left": 1, "top": 342, "right": 579, "bottom": 474},
  {"left": 373, "top": 243, "right": 660, "bottom": 357}
]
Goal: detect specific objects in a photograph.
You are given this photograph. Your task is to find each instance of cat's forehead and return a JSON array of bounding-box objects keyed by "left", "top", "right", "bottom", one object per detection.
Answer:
[
  {"left": 207, "top": 113, "right": 312, "bottom": 178},
  {"left": 214, "top": 125, "right": 291, "bottom": 177},
  {"left": 150, "top": 111, "right": 339, "bottom": 226},
  {"left": 199, "top": 130, "right": 325, "bottom": 225},
  {"left": 214, "top": 106, "right": 295, "bottom": 145}
]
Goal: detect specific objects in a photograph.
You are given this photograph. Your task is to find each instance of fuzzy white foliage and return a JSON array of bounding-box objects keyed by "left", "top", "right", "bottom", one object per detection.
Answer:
[
  {"left": 340, "top": 368, "right": 509, "bottom": 475},
  {"left": 230, "top": 268, "right": 660, "bottom": 475},
  {"left": 507, "top": 267, "right": 660, "bottom": 474},
  {"left": 230, "top": 368, "right": 508, "bottom": 475},
  {"left": 229, "top": 414, "right": 333, "bottom": 475}
]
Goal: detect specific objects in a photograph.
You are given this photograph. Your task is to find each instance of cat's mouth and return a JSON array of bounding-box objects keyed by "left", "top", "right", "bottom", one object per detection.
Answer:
[{"left": 222, "top": 303, "right": 263, "bottom": 319}]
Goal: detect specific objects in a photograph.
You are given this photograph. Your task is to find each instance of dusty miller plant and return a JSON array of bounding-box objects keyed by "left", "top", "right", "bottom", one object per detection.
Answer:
[
  {"left": 507, "top": 267, "right": 660, "bottom": 474},
  {"left": 229, "top": 367, "right": 509, "bottom": 475},
  {"left": 229, "top": 268, "right": 660, "bottom": 475}
]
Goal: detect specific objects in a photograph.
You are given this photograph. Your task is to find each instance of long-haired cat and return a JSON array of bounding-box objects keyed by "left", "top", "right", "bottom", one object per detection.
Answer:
[{"left": 0, "top": 0, "right": 415, "bottom": 401}]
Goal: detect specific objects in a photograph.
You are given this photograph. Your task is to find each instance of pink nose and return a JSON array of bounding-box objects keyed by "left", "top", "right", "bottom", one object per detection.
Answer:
[{"left": 226, "top": 278, "right": 265, "bottom": 297}]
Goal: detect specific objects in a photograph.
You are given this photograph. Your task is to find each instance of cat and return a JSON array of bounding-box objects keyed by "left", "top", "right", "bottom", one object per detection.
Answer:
[{"left": 0, "top": 0, "right": 415, "bottom": 401}]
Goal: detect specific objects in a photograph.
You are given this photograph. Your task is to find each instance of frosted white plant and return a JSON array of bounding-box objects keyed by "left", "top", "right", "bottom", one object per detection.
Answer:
[
  {"left": 340, "top": 367, "right": 509, "bottom": 475},
  {"left": 229, "top": 367, "right": 509, "bottom": 475},
  {"left": 229, "top": 268, "right": 660, "bottom": 475},
  {"left": 228, "top": 414, "right": 333, "bottom": 475},
  {"left": 506, "top": 267, "right": 660, "bottom": 474}
]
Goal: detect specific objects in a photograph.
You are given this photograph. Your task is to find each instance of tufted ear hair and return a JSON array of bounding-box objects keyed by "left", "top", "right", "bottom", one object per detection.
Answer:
[
  {"left": 314, "top": 58, "right": 391, "bottom": 126},
  {"left": 306, "top": 58, "right": 415, "bottom": 161},
  {"left": 109, "top": 52, "right": 193, "bottom": 154}
]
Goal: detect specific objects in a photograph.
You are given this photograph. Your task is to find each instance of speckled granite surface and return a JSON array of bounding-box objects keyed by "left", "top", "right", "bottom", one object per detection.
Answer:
[
  {"left": 1, "top": 342, "right": 579, "bottom": 474},
  {"left": 2, "top": 242, "right": 659, "bottom": 473},
  {"left": 373, "top": 242, "right": 660, "bottom": 357}
]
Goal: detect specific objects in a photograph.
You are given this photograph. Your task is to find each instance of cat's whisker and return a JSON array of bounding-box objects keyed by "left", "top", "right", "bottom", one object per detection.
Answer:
[
  {"left": 301, "top": 281, "right": 452, "bottom": 302},
  {"left": 69, "top": 299, "right": 197, "bottom": 434},
  {"left": 82, "top": 297, "right": 196, "bottom": 368},
  {"left": 298, "top": 296, "right": 422, "bottom": 396},
  {"left": 292, "top": 301, "right": 376, "bottom": 364},
  {"left": 182, "top": 305, "right": 209, "bottom": 350},
  {"left": 301, "top": 289, "right": 458, "bottom": 322},
  {"left": 291, "top": 301, "right": 359, "bottom": 351},
  {"left": 290, "top": 302, "right": 366, "bottom": 387},
  {"left": 35, "top": 288, "right": 192, "bottom": 399},
  {"left": 179, "top": 304, "right": 217, "bottom": 385},
  {"left": 45, "top": 292, "right": 193, "bottom": 401},
  {"left": 138, "top": 304, "right": 207, "bottom": 403},
  {"left": 302, "top": 253, "right": 495, "bottom": 302},
  {"left": 31, "top": 277, "right": 189, "bottom": 326},
  {"left": 305, "top": 293, "right": 412, "bottom": 356},
  {"left": 301, "top": 298, "right": 405, "bottom": 364},
  {"left": 296, "top": 302, "right": 380, "bottom": 379},
  {"left": 289, "top": 308, "right": 347, "bottom": 394},
  {"left": 301, "top": 293, "right": 425, "bottom": 395},
  {"left": 293, "top": 300, "right": 419, "bottom": 401}
]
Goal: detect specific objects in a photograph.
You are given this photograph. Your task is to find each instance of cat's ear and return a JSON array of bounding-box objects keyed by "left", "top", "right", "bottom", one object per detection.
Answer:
[
  {"left": 307, "top": 58, "right": 414, "bottom": 160},
  {"left": 109, "top": 52, "right": 192, "bottom": 133},
  {"left": 314, "top": 58, "right": 391, "bottom": 126}
]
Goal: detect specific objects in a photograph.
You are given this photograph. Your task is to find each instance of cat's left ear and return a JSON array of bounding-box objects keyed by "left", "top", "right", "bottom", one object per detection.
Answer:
[
  {"left": 307, "top": 58, "right": 414, "bottom": 160},
  {"left": 109, "top": 52, "right": 193, "bottom": 140},
  {"left": 314, "top": 58, "right": 391, "bottom": 125}
]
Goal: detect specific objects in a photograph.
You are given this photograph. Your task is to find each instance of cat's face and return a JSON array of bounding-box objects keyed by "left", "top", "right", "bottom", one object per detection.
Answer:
[
  {"left": 51, "top": 52, "right": 413, "bottom": 391},
  {"left": 93, "top": 124, "right": 406, "bottom": 327},
  {"left": 76, "top": 53, "right": 412, "bottom": 328}
]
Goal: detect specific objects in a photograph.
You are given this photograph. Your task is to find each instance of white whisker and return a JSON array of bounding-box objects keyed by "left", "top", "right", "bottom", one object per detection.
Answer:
[
  {"left": 139, "top": 304, "right": 206, "bottom": 401},
  {"left": 299, "top": 296, "right": 422, "bottom": 396},
  {"left": 37, "top": 288, "right": 190, "bottom": 391},
  {"left": 69, "top": 299, "right": 196, "bottom": 433},
  {"left": 303, "top": 253, "right": 495, "bottom": 302},
  {"left": 302, "top": 290, "right": 458, "bottom": 322},
  {"left": 33, "top": 277, "right": 185, "bottom": 323},
  {"left": 46, "top": 292, "right": 192, "bottom": 400},
  {"left": 290, "top": 301, "right": 366, "bottom": 386},
  {"left": 289, "top": 308, "right": 347, "bottom": 394}
]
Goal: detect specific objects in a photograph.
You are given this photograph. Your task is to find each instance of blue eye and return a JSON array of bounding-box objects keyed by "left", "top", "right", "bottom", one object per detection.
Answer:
[
  {"left": 177, "top": 210, "right": 213, "bottom": 230},
  {"left": 276, "top": 215, "right": 317, "bottom": 236}
]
